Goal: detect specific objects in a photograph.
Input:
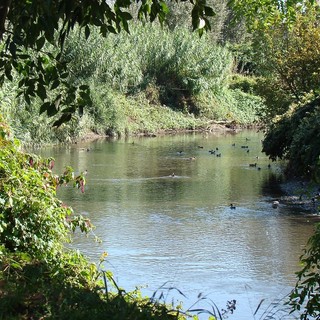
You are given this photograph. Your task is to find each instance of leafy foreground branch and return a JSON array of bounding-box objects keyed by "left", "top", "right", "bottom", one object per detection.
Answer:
[
  {"left": 0, "top": 115, "right": 227, "bottom": 320},
  {"left": 289, "top": 222, "right": 320, "bottom": 320}
]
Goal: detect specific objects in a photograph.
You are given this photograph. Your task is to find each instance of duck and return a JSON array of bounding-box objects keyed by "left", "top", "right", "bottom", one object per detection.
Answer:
[
  {"left": 170, "top": 173, "right": 175, "bottom": 177},
  {"left": 272, "top": 200, "right": 279, "bottom": 208},
  {"left": 249, "top": 163, "right": 257, "bottom": 167},
  {"left": 230, "top": 203, "right": 236, "bottom": 209}
]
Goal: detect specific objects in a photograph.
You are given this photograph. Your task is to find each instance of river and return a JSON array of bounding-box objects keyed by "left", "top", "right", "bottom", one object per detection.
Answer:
[{"left": 37, "top": 129, "right": 317, "bottom": 320}]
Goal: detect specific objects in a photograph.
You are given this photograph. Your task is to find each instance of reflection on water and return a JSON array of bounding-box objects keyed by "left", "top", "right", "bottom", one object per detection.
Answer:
[{"left": 38, "top": 130, "right": 316, "bottom": 320}]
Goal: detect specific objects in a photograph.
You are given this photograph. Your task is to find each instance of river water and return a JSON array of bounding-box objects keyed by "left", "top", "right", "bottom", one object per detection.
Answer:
[{"left": 38, "top": 129, "right": 318, "bottom": 320}]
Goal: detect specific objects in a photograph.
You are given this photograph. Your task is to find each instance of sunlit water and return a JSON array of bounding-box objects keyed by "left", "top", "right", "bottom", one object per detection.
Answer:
[{"left": 37, "top": 130, "right": 317, "bottom": 320}]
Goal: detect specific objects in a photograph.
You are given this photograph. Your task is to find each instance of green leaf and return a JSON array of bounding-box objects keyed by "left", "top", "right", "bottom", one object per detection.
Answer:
[
  {"left": 36, "top": 36, "right": 46, "bottom": 51},
  {"left": 120, "top": 11, "right": 133, "bottom": 21},
  {"left": 53, "top": 113, "right": 72, "bottom": 127},
  {"left": 85, "top": 25, "right": 90, "bottom": 39},
  {"left": 5, "top": 64, "right": 13, "bottom": 81},
  {"left": 204, "top": 6, "right": 215, "bottom": 16},
  {"left": 37, "top": 84, "right": 47, "bottom": 100},
  {"left": 39, "top": 102, "right": 51, "bottom": 114},
  {"left": 9, "top": 42, "right": 17, "bottom": 57},
  {"left": 51, "top": 79, "right": 60, "bottom": 90},
  {"left": 60, "top": 72, "right": 69, "bottom": 79},
  {"left": 107, "top": 25, "right": 117, "bottom": 34},
  {"left": 79, "top": 85, "right": 89, "bottom": 91},
  {"left": 47, "top": 105, "right": 58, "bottom": 117}
]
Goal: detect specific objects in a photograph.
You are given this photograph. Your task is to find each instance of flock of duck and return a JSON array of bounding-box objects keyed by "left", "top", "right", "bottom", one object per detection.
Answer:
[
  {"left": 173, "top": 138, "right": 272, "bottom": 170},
  {"left": 171, "top": 137, "right": 277, "bottom": 210}
]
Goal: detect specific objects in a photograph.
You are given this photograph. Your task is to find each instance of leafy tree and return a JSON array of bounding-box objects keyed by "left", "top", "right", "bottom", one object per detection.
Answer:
[
  {"left": 262, "top": 96, "right": 320, "bottom": 178},
  {"left": 252, "top": 6, "right": 320, "bottom": 100},
  {"left": 229, "top": 1, "right": 320, "bottom": 122},
  {"left": 1, "top": 0, "right": 316, "bottom": 127}
]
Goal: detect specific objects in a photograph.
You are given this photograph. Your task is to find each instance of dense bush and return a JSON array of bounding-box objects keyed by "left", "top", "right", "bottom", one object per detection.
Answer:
[
  {"left": 262, "top": 96, "right": 320, "bottom": 178},
  {"left": 289, "top": 223, "right": 320, "bottom": 319}
]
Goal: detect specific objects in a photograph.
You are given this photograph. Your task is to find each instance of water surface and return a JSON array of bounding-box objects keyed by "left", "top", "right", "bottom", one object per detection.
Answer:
[{"left": 38, "top": 130, "right": 317, "bottom": 319}]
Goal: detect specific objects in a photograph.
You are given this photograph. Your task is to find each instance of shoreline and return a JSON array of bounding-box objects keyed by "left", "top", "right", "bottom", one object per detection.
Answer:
[
  {"left": 78, "top": 121, "right": 261, "bottom": 143},
  {"left": 279, "top": 179, "right": 320, "bottom": 214}
]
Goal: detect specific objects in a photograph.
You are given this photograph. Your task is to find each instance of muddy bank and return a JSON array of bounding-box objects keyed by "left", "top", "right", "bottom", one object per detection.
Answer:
[
  {"left": 279, "top": 179, "right": 320, "bottom": 213},
  {"left": 79, "top": 121, "right": 258, "bottom": 142}
]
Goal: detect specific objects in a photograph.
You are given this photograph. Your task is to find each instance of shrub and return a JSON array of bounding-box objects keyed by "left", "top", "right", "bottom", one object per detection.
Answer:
[{"left": 289, "top": 223, "right": 320, "bottom": 319}]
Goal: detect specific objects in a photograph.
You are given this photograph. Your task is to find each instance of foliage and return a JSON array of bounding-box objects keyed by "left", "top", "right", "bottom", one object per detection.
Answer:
[
  {"left": 0, "top": 114, "right": 91, "bottom": 259},
  {"left": 253, "top": 77, "right": 293, "bottom": 123},
  {"left": 130, "top": 24, "right": 234, "bottom": 114},
  {"left": 251, "top": 6, "right": 320, "bottom": 102},
  {"left": 262, "top": 96, "right": 320, "bottom": 177},
  {"left": 64, "top": 23, "right": 234, "bottom": 111},
  {"left": 64, "top": 22, "right": 264, "bottom": 128},
  {"left": 289, "top": 223, "right": 320, "bottom": 319},
  {"left": 227, "top": 2, "right": 320, "bottom": 129},
  {"left": 89, "top": 85, "right": 205, "bottom": 136},
  {"left": 0, "top": 21, "right": 265, "bottom": 142},
  {"left": 0, "top": 0, "right": 215, "bottom": 126},
  {"left": 228, "top": 0, "right": 315, "bottom": 31}
]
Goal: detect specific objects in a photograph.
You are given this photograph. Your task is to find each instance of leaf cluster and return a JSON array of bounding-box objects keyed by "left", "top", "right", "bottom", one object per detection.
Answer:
[
  {"left": 0, "top": 128, "right": 92, "bottom": 260},
  {"left": 289, "top": 223, "right": 320, "bottom": 319},
  {"left": 262, "top": 96, "right": 320, "bottom": 178},
  {"left": 253, "top": 6, "right": 320, "bottom": 100}
]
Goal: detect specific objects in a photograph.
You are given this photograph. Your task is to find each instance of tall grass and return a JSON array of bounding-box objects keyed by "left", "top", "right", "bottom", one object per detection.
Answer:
[{"left": 0, "top": 22, "right": 264, "bottom": 143}]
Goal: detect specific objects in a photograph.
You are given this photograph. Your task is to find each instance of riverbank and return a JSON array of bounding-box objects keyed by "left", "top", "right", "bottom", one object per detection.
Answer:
[
  {"left": 78, "top": 121, "right": 259, "bottom": 142},
  {"left": 279, "top": 179, "right": 320, "bottom": 214}
]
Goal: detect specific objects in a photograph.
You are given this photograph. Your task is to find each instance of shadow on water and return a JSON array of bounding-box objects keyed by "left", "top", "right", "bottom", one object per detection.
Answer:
[{"left": 261, "top": 173, "right": 285, "bottom": 199}]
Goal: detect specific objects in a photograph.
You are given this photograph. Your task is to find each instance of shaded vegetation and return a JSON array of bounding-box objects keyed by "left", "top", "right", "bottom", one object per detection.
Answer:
[
  {"left": 289, "top": 223, "right": 320, "bottom": 320},
  {"left": 262, "top": 97, "right": 320, "bottom": 178}
]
